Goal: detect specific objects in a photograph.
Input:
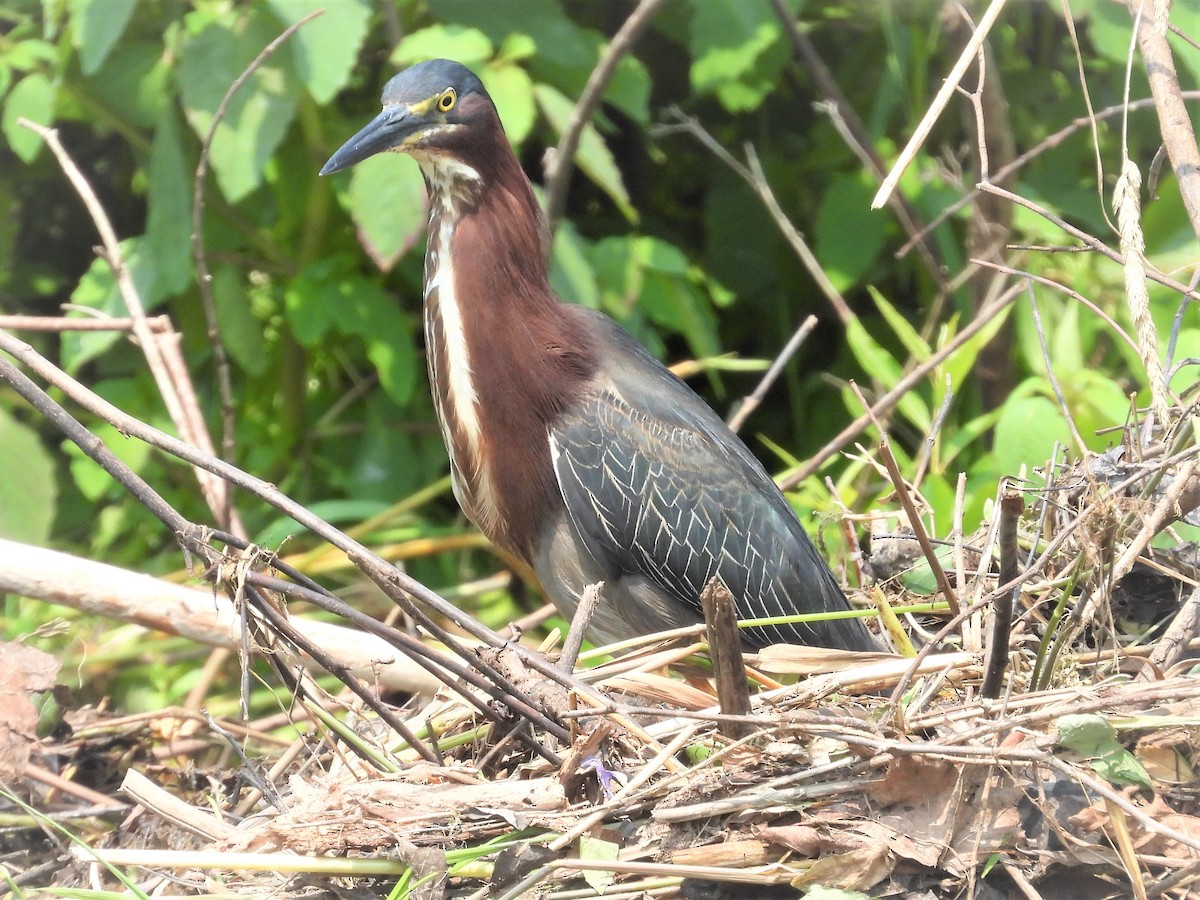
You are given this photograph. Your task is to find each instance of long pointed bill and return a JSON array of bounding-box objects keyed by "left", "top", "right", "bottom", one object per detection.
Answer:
[{"left": 319, "top": 106, "right": 418, "bottom": 175}]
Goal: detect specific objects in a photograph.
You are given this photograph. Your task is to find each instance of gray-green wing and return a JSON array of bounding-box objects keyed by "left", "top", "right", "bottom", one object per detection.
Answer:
[{"left": 548, "top": 309, "right": 876, "bottom": 651}]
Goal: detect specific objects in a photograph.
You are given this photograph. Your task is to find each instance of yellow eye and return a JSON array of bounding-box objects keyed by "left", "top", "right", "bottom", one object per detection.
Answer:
[{"left": 437, "top": 89, "right": 457, "bottom": 113}]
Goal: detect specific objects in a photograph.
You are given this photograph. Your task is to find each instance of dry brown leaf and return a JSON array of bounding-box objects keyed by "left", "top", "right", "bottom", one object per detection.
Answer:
[
  {"left": 1137, "top": 745, "right": 1194, "bottom": 783},
  {"left": 755, "top": 822, "right": 872, "bottom": 856},
  {"left": 945, "top": 772, "right": 1025, "bottom": 874},
  {"left": 857, "top": 761, "right": 1024, "bottom": 874},
  {"left": 0, "top": 641, "right": 60, "bottom": 780},
  {"left": 600, "top": 671, "right": 716, "bottom": 708},
  {"left": 1136, "top": 730, "right": 1198, "bottom": 784},
  {"left": 871, "top": 755, "right": 958, "bottom": 807},
  {"left": 1070, "top": 803, "right": 1110, "bottom": 833},
  {"left": 789, "top": 844, "right": 894, "bottom": 891},
  {"left": 1072, "top": 793, "right": 1200, "bottom": 860},
  {"left": 1142, "top": 813, "right": 1200, "bottom": 859}
]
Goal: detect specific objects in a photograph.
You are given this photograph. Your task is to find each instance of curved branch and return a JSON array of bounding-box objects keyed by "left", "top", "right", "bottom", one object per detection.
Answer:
[
  {"left": 1130, "top": 0, "right": 1200, "bottom": 242},
  {"left": 191, "top": 9, "right": 323, "bottom": 508},
  {"left": 543, "top": 0, "right": 667, "bottom": 235}
]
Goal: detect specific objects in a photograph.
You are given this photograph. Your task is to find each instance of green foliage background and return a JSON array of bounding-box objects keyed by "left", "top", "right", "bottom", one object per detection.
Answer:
[{"left": 1, "top": 0, "right": 1196, "bottom": 681}]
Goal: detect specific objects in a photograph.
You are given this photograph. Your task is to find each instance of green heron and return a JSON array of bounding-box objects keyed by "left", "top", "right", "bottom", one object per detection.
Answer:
[{"left": 320, "top": 59, "right": 877, "bottom": 652}]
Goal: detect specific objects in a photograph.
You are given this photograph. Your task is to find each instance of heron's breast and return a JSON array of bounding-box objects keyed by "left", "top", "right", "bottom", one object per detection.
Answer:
[{"left": 423, "top": 203, "right": 505, "bottom": 542}]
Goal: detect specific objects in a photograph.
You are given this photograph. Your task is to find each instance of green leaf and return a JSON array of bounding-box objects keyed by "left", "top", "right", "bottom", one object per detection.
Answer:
[
  {"left": 284, "top": 258, "right": 348, "bottom": 345},
  {"left": 591, "top": 235, "right": 637, "bottom": 315},
  {"left": 550, "top": 217, "right": 598, "bottom": 308},
  {"left": 1048, "top": 299, "right": 1085, "bottom": 374},
  {"left": 393, "top": 24, "right": 494, "bottom": 68},
  {"left": 346, "top": 396, "right": 440, "bottom": 499},
  {"left": 1078, "top": 1, "right": 1136, "bottom": 66},
  {"left": 636, "top": 236, "right": 689, "bottom": 276},
  {"left": 816, "top": 175, "right": 889, "bottom": 291},
  {"left": 1091, "top": 748, "right": 1153, "bottom": 788},
  {"left": 0, "top": 408, "right": 57, "bottom": 543},
  {"left": 5, "top": 40, "right": 58, "bottom": 72},
  {"left": 993, "top": 393, "right": 1072, "bottom": 476},
  {"left": 60, "top": 257, "right": 122, "bottom": 370},
  {"left": 844, "top": 315, "right": 931, "bottom": 431},
  {"left": 534, "top": 83, "right": 636, "bottom": 222},
  {"left": 497, "top": 32, "right": 536, "bottom": 64},
  {"left": 688, "top": 0, "right": 786, "bottom": 111},
  {"left": 366, "top": 329, "right": 418, "bottom": 406},
  {"left": 482, "top": 61, "right": 536, "bottom": 145},
  {"left": 255, "top": 498, "right": 390, "bottom": 547},
  {"left": 361, "top": 296, "right": 418, "bottom": 406},
  {"left": 605, "top": 56, "right": 650, "bottom": 124},
  {"left": 145, "top": 108, "right": 192, "bottom": 296},
  {"left": 342, "top": 153, "right": 427, "bottom": 272},
  {"left": 1056, "top": 714, "right": 1151, "bottom": 788},
  {"left": 638, "top": 271, "right": 719, "bottom": 361},
  {"left": 68, "top": 0, "right": 137, "bottom": 75},
  {"left": 60, "top": 239, "right": 163, "bottom": 372},
  {"left": 578, "top": 834, "right": 619, "bottom": 896},
  {"left": 937, "top": 305, "right": 1012, "bottom": 392},
  {"left": 64, "top": 421, "right": 151, "bottom": 503},
  {"left": 213, "top": 265, "right": 268, "bottom": 376},
  {"left": 844, "top": 315, "right": 899, "bottom": 385},
  {"left": 284, "top": 258, "right": 418, "bottom": 404},
  {"left": 870, "top": 287, "right": 930, "bottom": 364},
  {"left": 266, "top": 0, "right": 370, "bottom": 104},
  {"left": 2, "top": 72, "right": 56, "bottom": 162},
  {"left": 429, "top": 0, "right": 597, "bottom": 91},
  {"left": 86, "top": 41, "right": 171, "bottom": 129},
  {"left": 178, "top": 14, "right": 299, "bottom": 202},
  {"left": 900, "top": 545, "right": 955, "bottom": 595},
  {"left": 1072, "top": 370, "right": 1131, "bottom": 450}
]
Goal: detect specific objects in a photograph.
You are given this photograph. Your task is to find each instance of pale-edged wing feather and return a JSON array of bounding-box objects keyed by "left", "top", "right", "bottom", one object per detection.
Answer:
[{"left": 548, "top": 308, "right": 877, "bottom": 651}]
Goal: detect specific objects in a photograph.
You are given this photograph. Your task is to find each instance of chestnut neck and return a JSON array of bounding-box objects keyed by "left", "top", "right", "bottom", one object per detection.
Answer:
[{"left": 415, "top": 110, "right": 597, "bottom": 558}]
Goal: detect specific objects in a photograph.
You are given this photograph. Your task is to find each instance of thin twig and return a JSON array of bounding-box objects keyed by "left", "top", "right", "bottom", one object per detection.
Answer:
[
  {"left": 976, "top": 182, "right": 1200, "bottom": 302},
  {"left": 728, "top": 316, "right": 817, "bottom": 433},
  {"left": 780, "top": 281, "right": 1022, "bottom": 489},
  {"left": 664, "top": 109, "right": 852, "bottom": 324},
  {"left": 559, "top": 581, "right": 604, "bottom": 672},
  {"left": 982, "top": 490, "right": 1022, "bottom": 699},
  {"left": 873, "top": 0, "right": 1009, "bottom": 208},
  {"left": 0, "top": 315, "right": 172, "bottom": 333},
  {"left": 972, "top": 258, "right": 1139, "bottom": 355},
  {"left": 1129, "top": 0, "right": 1200, "bottom": 241},
  {"left": 1027, "top": 286, "right": 1087, "bottom": 454},
  {"left": 191, "top": 9, "right": 323, "bottom": 485},
  {"left": 543, "top": 0, "right": 667, "bottom": 234},
  {"left": 875, "top": 428, "right": 961, "bottom": 616},
  {"left": 898, "top": 93, "right": 1200, "bottom": 258},
  {"left": 911, "top": 376, "right": 954, "bottom": 490},
  {"left": 16, "top": 118, "right": 236, "bottom": 533}
]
